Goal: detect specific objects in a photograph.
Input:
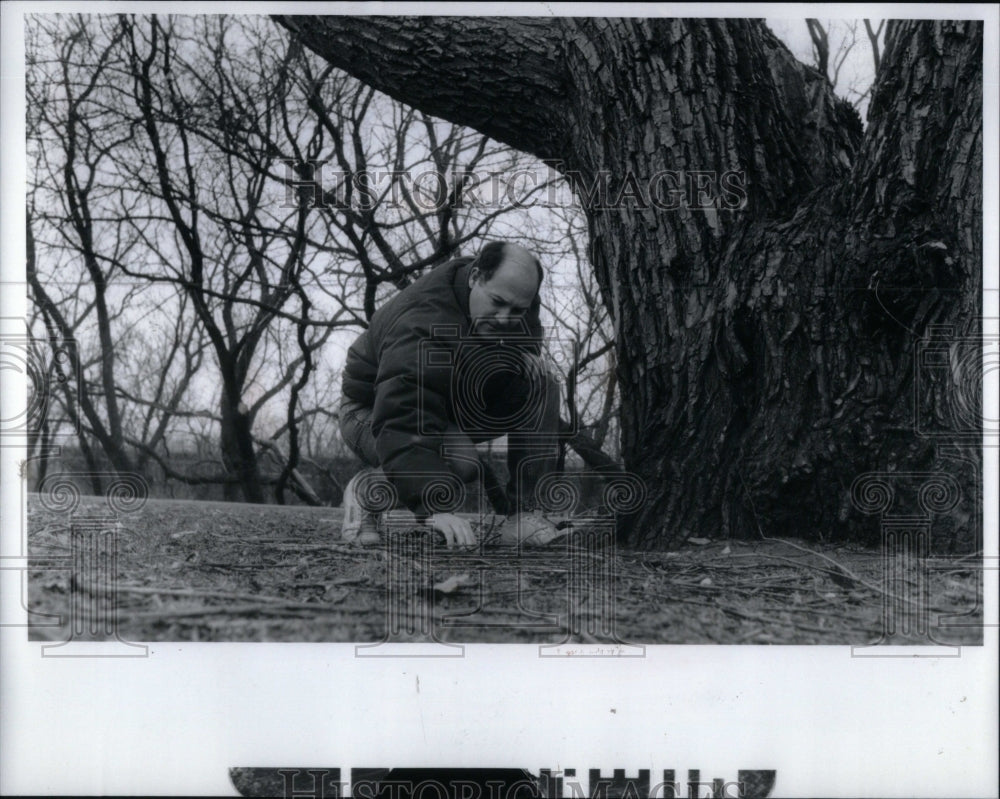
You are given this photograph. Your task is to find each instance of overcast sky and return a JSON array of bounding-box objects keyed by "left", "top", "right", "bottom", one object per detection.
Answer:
[{"left": 766, "top": 17, "right": 881, "bottom": 122}]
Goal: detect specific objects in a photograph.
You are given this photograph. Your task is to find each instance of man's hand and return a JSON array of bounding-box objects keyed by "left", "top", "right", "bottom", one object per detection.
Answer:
[{"left": 427, "top": 513, "right": 476, "bottom": 547}]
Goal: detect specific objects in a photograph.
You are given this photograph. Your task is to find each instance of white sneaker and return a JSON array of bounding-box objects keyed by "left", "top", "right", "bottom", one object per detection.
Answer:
[{"left": 341, "top": 468, "right": 383, "bottom": 546}]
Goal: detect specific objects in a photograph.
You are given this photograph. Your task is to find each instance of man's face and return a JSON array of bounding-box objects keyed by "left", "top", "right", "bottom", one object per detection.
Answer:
[{"left": 468, "top": 249, "right": 539, "bottom": 334}]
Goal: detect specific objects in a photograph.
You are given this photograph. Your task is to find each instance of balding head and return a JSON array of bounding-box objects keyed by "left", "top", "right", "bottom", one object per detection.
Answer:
[{"left": 467, "top": 242, "right": 543, "bottom": 331}]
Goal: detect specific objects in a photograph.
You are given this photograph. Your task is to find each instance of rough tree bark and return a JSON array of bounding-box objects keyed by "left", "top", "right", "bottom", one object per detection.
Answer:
[{"left": 275, "top": 16, "right": 982, "bottom": 550}]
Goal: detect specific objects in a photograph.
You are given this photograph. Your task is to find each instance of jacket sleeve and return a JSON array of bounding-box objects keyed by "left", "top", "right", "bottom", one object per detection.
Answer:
[{"left": 371, "top": 311, "right": 456, "bottom": 520}]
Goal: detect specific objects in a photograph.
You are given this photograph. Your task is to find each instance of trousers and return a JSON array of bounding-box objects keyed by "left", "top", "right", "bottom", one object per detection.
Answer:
[{"left": 338, "top": 373, "right": 562, "bottom": 509}]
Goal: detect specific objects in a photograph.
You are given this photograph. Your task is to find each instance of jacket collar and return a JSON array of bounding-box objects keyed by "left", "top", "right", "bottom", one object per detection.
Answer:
[{"left": 452, "top": 257, "right": 475, "bottom": 320}]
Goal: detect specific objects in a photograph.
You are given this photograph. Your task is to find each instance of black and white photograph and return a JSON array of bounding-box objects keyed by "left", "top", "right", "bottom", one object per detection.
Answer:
[{"left": 1, "top": 2, "right": 996, "bottom": 797}]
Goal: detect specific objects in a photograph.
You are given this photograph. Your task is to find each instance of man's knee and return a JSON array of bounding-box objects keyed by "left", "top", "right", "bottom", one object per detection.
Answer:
[{"left": 339, "top": 399, "right": 380, "bottom": 466}]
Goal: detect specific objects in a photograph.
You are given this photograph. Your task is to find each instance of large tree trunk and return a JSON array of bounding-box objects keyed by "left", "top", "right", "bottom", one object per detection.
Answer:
[{"left": 276, "top": 17, "right": 982, "bottom": 550}]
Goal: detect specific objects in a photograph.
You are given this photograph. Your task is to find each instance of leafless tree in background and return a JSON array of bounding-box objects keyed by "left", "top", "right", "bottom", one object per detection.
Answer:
[
  {"left": 805, "top": 18, "right": 884, "bottom": 112},
  {"left": 26, "top": 13, "right": 620, "bottom": 504}
]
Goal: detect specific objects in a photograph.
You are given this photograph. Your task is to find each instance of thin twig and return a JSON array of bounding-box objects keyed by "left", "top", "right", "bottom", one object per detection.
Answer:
[
  {"left": 735, "top": 469, "right": 925, "bottom": 607},
  {"left": 127, "top": 602, "right": 330, "bottom": 620},
  {"left": 126, "top": 598, "right": 394, "bottom": 620},
  {"left": 110, "top": 581, "right": 365, "bottom": 604}
]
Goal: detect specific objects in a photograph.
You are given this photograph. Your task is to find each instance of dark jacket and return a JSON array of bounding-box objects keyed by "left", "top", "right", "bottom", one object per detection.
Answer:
[{"left": 341, "top": 257, "right": 543, "bottom": 517}]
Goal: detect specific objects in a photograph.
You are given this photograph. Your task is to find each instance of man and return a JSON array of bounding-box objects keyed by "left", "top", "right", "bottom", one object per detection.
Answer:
[{"left": 338, "top": 241, "right": 561, "bottom": 547}]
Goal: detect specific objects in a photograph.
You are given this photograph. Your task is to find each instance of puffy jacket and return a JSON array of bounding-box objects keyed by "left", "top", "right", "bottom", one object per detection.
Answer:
[{"left": 341, "top": 257, "right": 543, "bottom": 518}]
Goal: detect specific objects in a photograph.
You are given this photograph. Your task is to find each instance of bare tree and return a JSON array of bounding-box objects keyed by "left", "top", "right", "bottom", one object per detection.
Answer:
[
  {"left": 864, "top": 19, "right": 884, "bottom": 72},
  {"left": 806, "top": 18, "right": 858, "bottom": 89},
  {"left": 803, "top": 18, "right": 883, "bottom": 114},
  {"left": 26, "top": 15, "right": 196, "bottom": 487},
  {"left": 27, "top": 13, "right": 583, "bottom": 505},
  {"left": 526, "top": 204, "right": 620, "bottom": 469}
]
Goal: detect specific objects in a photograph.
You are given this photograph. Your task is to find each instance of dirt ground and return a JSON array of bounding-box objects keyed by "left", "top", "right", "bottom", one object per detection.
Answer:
[{"left": 24, "top": 494, "right": 984, "bottom": 646}]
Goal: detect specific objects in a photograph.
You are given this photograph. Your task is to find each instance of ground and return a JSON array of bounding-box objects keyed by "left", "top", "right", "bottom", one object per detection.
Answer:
[{"left": 23, "top": 494, "right": 984, "bottom": 646}]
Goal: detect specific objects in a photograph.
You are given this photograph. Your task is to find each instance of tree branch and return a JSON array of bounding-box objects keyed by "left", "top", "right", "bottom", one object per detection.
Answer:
[{"left": 272, "top": 15, "right": 571, "bottom": 162}]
